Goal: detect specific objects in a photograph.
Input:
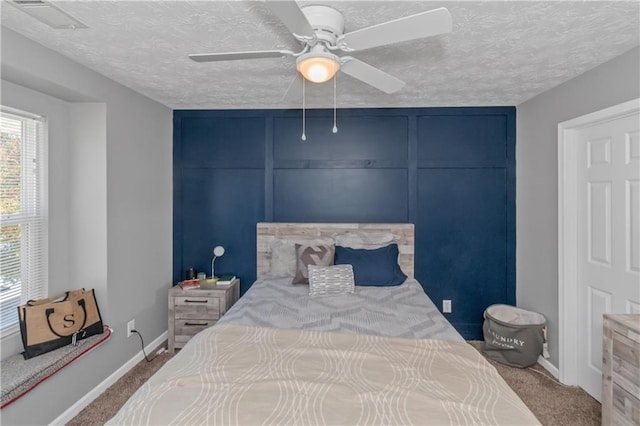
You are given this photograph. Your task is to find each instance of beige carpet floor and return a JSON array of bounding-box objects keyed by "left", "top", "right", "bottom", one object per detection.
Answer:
[
  {"left": 67, "top": 348, "right": 173, "bottom": 426},
  {"left": 69, "top": 341, "right": 600, "bottom": 425},
  {"left": 467, "top": 341, "right": 600, "bottom": 426}
]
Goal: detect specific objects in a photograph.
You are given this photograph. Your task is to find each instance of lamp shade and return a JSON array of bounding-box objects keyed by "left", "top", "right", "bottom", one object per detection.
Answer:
[{"left": 296, "top": 53, "right": 340, "bottom": 83}]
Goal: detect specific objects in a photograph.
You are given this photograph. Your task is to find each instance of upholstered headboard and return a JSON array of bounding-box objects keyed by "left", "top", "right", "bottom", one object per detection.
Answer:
[{"left": 257, "top": 223, "right": 414, "bottom": 278}]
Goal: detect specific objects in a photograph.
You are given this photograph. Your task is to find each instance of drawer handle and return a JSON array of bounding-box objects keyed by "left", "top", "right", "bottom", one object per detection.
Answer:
[
  {"left": 185, "top": 299, "right": 208, "bottom": 303},
  {"left": 185, "top": 322, "right": 208, "bottom": 326}
]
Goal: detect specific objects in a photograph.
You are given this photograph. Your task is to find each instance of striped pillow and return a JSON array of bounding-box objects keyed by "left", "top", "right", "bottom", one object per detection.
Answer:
[{"left": 308, "top": 264, "right": 355, "bottom": 297}]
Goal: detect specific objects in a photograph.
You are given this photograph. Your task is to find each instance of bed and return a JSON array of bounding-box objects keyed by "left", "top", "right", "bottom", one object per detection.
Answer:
[{"left": 107, "top": 223, "right": 539, "bottom": 425}]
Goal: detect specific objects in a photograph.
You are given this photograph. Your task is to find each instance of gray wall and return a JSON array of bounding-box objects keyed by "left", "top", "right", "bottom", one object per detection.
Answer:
[
  {"left": 1, "top": 28, "right": 172, "bottom": 425},
  {"left": 516, "top": 46, "right": 640, "bottom": 368}
]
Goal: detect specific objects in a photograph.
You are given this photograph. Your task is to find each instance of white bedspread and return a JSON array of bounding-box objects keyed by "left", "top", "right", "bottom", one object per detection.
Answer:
[
  {"left": 107, "top": 324, "right": 539, "bottom": 425},
  {"left": 218, "top": 277, "right": 464, "bottom": 342}
]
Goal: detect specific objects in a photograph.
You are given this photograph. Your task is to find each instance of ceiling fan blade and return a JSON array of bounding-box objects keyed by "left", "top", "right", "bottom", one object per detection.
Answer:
[
  {"left": 283, "top": 73, "right": 303, "bottom": 101},
  {"left": 265, "top": 1, "right": 315, "bottom": 38},
  {"left": 189, "top": 50, "right": 293, "bottom": 63},
  {"left": 340, "top": 57, "right": 405, "bottom": 94},
  {"left": 337, "top": 7, "right": 452, "bottom": 51}
]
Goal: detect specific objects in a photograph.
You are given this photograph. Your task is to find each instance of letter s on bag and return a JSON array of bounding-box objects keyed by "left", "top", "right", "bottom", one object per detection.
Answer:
[{"left": 63, "top": 314, "right": 75, "bottom": 328}]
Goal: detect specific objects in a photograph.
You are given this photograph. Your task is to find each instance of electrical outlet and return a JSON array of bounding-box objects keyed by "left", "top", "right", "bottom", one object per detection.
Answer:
[
  {"left": 442, "top": 300, "right": 452, "bottom": 313},
  {"left": 127, "top": 319, "right": 135, "bottom": 338}
]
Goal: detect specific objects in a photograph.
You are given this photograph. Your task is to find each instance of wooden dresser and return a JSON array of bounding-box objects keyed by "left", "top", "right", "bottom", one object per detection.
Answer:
[
  {"left": 168, "top": 279, "right": 240, "bottom": 353},
  {"left": 602, "top": 314, "right": 640, "bottom": 425}
]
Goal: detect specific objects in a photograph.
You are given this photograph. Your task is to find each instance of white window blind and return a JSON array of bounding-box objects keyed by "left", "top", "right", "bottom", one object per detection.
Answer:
[{"left": 0, "top": 107, "right": 47, "bottom": 335}]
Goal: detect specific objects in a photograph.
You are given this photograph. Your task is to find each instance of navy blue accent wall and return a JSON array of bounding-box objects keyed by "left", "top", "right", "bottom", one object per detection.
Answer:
[{"left": 174, "top": 107, "right": 516, "bottom": 339}]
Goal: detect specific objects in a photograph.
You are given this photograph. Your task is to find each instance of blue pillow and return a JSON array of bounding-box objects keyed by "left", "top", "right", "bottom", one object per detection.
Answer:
[{"left": 334, "top": 244, "right": 407, "bottom": 286}]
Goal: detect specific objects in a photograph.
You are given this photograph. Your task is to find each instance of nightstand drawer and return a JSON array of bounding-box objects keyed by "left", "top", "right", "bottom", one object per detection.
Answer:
[
  {"left": 174, "top": 319, "right": 215, "bottom": 338},
  {"left": 174, "top": 296, "right": 220, "bottom": 320}
]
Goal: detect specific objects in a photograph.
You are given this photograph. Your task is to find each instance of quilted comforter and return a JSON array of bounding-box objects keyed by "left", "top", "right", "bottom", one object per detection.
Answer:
[{"left": 107, "top": 323, "right": 539, "bottom": 425}]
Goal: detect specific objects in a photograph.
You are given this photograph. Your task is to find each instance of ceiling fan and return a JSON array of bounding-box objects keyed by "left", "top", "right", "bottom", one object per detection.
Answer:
[{"left": 188, "top": 1, "right": 452, "bottom": 98}]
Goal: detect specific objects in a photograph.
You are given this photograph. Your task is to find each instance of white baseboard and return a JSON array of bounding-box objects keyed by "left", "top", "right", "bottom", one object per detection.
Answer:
[
  {"left": 51, "top": 330, "right": 168, "bottom": 425},
  {"left": 537, "top": 355, "right": 559, "bottom": 379}
]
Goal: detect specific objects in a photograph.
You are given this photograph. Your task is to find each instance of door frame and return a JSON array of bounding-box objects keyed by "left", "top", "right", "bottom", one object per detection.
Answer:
[{"left": 557, "top": 98, "right": 640, "bottom": 385}]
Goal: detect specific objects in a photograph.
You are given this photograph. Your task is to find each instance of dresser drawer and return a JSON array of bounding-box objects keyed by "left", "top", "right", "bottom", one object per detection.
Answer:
[
  {"left": 612, "top": 383, "right": 640, "bottom": 425},
  {"left": 174, "top": 296, "right": 220, "bottom": 320},
  {"left": 612, "top": 330, "right": 640, "bottom": 397}
]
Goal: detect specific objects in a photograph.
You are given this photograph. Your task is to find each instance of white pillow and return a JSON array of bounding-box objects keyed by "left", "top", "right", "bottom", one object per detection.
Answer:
[
  {"left": 332, "top": 231, "right": 396, "bottom": 249},
  {"left": 308, "top": 264, "right": 355, "bottom": 297},
  {"left": 269, "top": 238, "right": 334, "bottom": 278}
]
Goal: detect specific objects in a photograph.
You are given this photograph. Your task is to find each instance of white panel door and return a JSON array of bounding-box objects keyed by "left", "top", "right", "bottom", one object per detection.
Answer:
[{"left": 575, "top": 113, "right": 640, "bottom": 401}]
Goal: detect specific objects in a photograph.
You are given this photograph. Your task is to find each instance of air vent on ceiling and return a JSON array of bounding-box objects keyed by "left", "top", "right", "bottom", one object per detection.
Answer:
[{"left": 9, "top": 0, "right": 88, "bottom": 29}]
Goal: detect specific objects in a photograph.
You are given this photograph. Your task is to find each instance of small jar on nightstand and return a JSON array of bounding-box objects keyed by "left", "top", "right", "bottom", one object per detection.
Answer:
[{"left": 167, "top": 278, "right": 239, "bottom": 353}]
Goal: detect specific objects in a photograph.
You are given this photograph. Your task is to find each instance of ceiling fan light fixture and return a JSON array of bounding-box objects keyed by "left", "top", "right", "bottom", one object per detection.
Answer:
[
  {"left": 189, "top": 3, "right": 453, "bottom": 95},
  {"left": 296, "top": 54, "right": 340, "bottom": 83}
]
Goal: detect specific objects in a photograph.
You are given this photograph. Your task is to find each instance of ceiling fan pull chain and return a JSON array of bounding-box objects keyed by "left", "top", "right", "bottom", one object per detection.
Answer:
[
  {"left": 332, "top": 74, "right": 338, "bottom": 134},
  {"left": 301, "top": 78, "right": 306, "bottom": 141}
]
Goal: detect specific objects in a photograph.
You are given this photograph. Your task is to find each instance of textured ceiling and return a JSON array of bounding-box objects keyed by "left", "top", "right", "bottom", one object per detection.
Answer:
[{"left": 1, "top": 1, "right": 639, "bottom": 109}]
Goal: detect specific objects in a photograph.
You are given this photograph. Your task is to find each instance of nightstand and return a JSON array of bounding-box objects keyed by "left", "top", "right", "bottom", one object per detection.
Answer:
[{"left": 168, "top": 278, "right": 240, "bottom": 353}]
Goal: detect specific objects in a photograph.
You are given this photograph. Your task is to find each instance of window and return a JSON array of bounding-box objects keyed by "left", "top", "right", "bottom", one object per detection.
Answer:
[{"left": 0, "top": 107, "right": 47, "bottom": 335}]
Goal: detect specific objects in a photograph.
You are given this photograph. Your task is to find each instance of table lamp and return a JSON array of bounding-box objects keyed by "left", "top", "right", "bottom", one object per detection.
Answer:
[{"left": 211, "top": 246, "right": 225, "bottom": 278}]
